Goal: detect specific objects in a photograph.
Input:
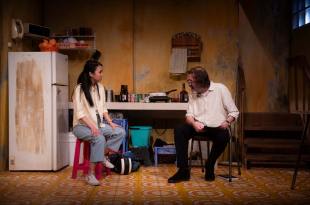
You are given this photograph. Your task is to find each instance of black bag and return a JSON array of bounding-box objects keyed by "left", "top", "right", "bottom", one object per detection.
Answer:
[
  {"left": 109, "top": 152, "right": 140, "bottom": 175},
  {"left": 115, "top": 157, "right": 132, "bottom": 175},
  {"left": 129, "top": 147, "right": 152, "bottom": 166}
]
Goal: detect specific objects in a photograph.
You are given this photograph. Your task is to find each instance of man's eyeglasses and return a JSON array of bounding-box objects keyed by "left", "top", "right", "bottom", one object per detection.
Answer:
[{"left": 187, "top": 80, "right": 195, "bottom": 86}]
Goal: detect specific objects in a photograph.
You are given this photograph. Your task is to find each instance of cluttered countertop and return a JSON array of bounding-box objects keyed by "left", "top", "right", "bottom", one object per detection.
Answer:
[
  {"left": 107, "top": 102, "right": 188, "bottom": 110},
  {"left": 69, "top": 102, "right": 188, "bottom": 110}
]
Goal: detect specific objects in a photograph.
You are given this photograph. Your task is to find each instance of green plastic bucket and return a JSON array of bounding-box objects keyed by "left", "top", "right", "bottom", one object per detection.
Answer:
[{"left": 129, "top": 126, "right": 152, "bottom": 147}]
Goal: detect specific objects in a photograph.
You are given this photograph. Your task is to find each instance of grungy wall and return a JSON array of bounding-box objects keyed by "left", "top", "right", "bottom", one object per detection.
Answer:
[
  {"left": 44, "top": 0, "right": 238, "bottom": 100},
  {"left": 291, "top": 24, "right": 310, "bottom": 112},
  {"left": 133, "top": 0, "right": 238, "bottom": 95},
  {"left": 43, "top": 0, "right": 239, "bottom": 144},
  {"left": 239, "top": 0, "right": 290, "bottom": 112},
  {"left": 44, "top": 0, "right": 134, "bottom": 98}
]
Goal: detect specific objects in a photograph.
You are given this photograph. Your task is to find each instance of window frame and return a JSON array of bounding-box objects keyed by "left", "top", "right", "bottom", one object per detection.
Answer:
[{"left": 292, "top": 0, "right": 310, "bottom": 29}]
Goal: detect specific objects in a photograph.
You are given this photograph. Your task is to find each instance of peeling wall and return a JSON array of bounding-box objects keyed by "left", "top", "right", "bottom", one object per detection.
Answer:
[
  {"left": 44, "top": 0, "right": 238, "bottom": 99},
  {"left": 44, "top": 0, "right": 134, "bottom": 98},
  {"left": 239, "top": 0, "right": 290, "bottom": 112},
  {"left": 134, "top": 0, "right": 238, "bottom": 95}
]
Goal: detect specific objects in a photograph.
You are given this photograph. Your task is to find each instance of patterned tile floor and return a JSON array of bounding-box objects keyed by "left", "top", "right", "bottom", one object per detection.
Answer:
[{"left": 0, "top": 164, "right": 309, "bottom": 204}]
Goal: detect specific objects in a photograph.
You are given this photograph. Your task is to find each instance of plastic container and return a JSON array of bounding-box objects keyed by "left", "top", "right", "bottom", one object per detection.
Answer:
[{"left": 129, "top": 126, "right": 152, "bottom": 147}]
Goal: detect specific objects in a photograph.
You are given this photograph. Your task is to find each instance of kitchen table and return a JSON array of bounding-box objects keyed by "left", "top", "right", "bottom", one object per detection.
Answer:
[
  {"left": 69, "top": 102, "right": 188, "bottom": 128},
  {"left": 106, "top": 102, "right": 188, "bottom": 126}
]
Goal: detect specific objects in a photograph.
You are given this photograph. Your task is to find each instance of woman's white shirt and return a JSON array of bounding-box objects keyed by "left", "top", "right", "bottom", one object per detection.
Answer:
[{"left": 72, "top": 83, "right": 107, "bottom": 127}]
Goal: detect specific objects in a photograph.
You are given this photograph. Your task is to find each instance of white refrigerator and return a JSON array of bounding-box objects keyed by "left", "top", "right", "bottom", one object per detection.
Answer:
[{"left": 8, "top": 52, "right": 69, "bottom": 171}]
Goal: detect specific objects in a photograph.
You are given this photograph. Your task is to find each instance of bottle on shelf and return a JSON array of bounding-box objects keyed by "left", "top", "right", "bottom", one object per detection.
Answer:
[
  {"left": 120, "top": 85, "right": 128, "bottom": 102},
  {"left": 179, "top": 83, "right": 189, "bottom": 102}
]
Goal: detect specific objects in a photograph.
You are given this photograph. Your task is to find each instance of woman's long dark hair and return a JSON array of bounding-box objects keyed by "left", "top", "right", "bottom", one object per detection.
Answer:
[{"left": 77, "top": 50, "right": 102, "bottom": 107}]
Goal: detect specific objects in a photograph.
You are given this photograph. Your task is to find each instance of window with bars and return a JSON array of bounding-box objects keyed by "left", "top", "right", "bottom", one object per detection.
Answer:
[{"left": 292, "top": 0, "right": 310, "bottom": 29}]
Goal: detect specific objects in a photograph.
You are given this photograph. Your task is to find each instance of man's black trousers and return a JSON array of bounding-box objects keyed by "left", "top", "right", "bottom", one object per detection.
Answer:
[{"left": 174, "top": 123, "right": 229, "bottom": 171}]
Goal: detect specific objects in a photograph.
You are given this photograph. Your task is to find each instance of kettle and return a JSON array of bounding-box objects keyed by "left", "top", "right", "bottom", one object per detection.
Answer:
[{"left": 12, "top": 19, "right": 24, "bottom": 39}]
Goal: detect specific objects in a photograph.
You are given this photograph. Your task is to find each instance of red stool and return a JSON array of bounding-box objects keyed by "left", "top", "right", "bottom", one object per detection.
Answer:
[{"left": 72, "top": 138, "right": 111, "bottom": 180}]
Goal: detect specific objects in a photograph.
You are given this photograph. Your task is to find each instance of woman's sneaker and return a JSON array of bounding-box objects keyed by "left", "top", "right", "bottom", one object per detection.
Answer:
[
  {"left": 86, "top": 174, "right": 100, "bottom": 186},
  {"left": 104, "top": 160, "right": 115, "bottom": 169}
]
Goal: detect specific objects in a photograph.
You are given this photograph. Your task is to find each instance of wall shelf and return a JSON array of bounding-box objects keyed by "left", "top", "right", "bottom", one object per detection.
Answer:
[{"left": 51, "top": 34, "right": 96, "bottom": 51}]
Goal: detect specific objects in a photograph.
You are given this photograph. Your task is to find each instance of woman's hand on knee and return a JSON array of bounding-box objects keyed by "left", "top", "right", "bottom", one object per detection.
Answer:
[
  {"left": 90, "top": 125, "right": 100, "bottom": 136},
  {"left": 109, "top": 122, "right": 119, "bottom": 130}
]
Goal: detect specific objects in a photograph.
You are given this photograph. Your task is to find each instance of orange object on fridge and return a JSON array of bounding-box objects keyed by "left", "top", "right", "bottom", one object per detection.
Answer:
[{"left": 39, "top": 38, "right": 58, "bottom": 51}]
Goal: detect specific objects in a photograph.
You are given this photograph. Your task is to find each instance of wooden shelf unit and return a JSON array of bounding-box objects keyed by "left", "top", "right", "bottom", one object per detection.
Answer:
[
  {"left": 51, "top": 34, "right": 96, "bottom": 51},
  {"left": 172, "top": 32, "right": 202, "bottom": 62}
]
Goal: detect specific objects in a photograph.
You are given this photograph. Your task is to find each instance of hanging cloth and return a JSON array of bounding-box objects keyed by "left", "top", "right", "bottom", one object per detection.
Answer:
[{"left": 169, "top": 48, "right": 187, "bottom": 74}]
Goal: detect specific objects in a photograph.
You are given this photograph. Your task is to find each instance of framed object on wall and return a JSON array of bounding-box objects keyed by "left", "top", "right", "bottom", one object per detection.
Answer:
[{"left": 171, "top": 32, "right": 202, "bottom": 62}]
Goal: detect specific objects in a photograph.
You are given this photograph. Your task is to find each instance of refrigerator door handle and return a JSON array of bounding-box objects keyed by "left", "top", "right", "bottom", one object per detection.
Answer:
[
  {"left": 57, "top": 88, "right": 61, "bottom": 95},
  {"left": 52, "top": 83, "right": 67, "bottom": 86}
]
